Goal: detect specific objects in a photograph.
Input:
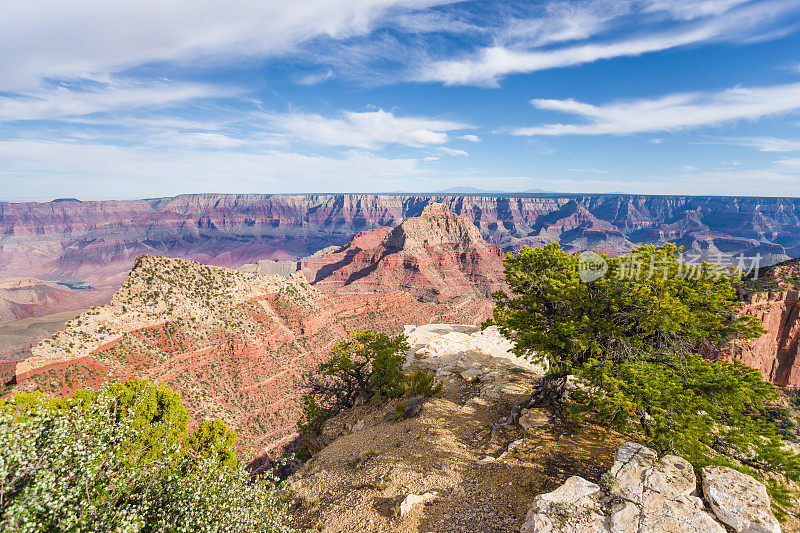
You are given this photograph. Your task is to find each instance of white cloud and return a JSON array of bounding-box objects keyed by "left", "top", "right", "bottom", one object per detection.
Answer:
[
  {"left": 417, "top": 0, "right": 799, "bottom": 86},
  {"left": 565, "top": 167, "right": 611, "bottom": 174},
  {"left": 0, "top": 139, "right": 423, "bottom": 197},
  {"left": 437, "top": 146, "right": 468, "bottom": 156},
  {"left": 498, "top": 2, "right": 624, "bottom": 49},
  {"left": 268, "top": 109, "right": 468, "bottom": 149},
  {"left": 0, "top": 81, "right": 227, "bottom": 122},
  {"left": 459, "top": 134, "right": 481, "bottom": 142},
  {"left": 146, "top": 132, "right": 248, "bottom": 149},
  {"left": 775, "top": 157, "right": 800, "bottom": 168},
  {"left": 295, "top": 69, "right": 334, "bottom": 86},
  {"left": 0, "top": 0, "right": 453, "bottom": 90},
  {"left": 717, "top": 136, "right": 800, "bottom": 151},
  {"left": 643, "top": 0, "right": 753, "bottom": 20},
  {"left": 512, "top": 82, "right": 800, "bottom": 136}
]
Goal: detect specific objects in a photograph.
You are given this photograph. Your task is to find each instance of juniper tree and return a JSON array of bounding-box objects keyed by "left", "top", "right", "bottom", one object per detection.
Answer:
[{"left": 491, "top": 243, "right": 799, "bottom": 515}]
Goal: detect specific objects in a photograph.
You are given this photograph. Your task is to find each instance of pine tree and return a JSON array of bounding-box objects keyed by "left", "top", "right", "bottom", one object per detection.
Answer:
[{"left": 491, "top": 243, "right": 799, "bottom": 516}]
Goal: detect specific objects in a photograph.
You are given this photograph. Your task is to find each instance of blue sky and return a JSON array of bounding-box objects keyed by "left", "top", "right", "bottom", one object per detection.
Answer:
[{"left": 2, "top": 0, "right": 800, "bottom": 199}]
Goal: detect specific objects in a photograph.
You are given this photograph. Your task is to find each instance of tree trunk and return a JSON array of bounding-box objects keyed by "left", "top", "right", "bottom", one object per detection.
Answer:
[{"left": 492, "top": 372, "right": 569, "bottom": 432}]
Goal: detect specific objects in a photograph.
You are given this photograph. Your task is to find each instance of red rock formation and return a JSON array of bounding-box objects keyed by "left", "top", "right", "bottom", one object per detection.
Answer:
[
  {"left": 714, "top": 291, "right": 800, "bottom": 389},
  {"left": 13, "top": 254, "right": 492, "bottom": 454},
  {"left": 301, "top": 203, "right": 506, "bottom": 310}
]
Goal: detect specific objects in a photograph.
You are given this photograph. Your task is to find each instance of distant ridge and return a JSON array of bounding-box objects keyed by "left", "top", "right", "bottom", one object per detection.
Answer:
[
  {"left": 432, "top": 186, "right": 558, "bottom": 194},
  {"left": 3, "top": 191, "right": 800, "bottom": 357}
]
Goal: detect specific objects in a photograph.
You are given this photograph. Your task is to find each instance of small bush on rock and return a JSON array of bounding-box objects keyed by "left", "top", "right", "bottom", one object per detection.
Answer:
[
  {"left": 403, "top": 370, "right": 443, "bottom": 397},
  {"left": 299, "top": 331, "right": 408, "bottom": 434}
]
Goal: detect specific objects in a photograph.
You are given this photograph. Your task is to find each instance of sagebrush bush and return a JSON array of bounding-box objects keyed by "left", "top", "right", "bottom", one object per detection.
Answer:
[
  {"left": 403, "top": 370, "right": 443, "bottom": 397},
  {"left": 0, "top": 380, "right": 294, "bottom": 532}
]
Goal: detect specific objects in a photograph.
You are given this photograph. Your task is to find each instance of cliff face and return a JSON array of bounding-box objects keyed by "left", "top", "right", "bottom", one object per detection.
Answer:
[
  {"left": 301, "top": 203, "right": 506, "bottom": 311},
  {"left": 716, "top": 291, "right": 800, "bottom": 389},
  {"left": 2, "top": 193, "right": 798, "bottom": 326}
]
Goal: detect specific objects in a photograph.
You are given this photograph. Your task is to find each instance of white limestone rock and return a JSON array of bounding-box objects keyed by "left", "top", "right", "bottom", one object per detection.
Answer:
[
  {"left": 609, "top": 442, "right": 658, "bottom": 505},
  {"left": 701, "top": 466, "right": 780, "bottom": 533},
  {"left": 520, "top": 476, "right": 609, "bottom": 533},
  {"left": 399, "top": 491, "right": 438, "bottom": 517},
  {"left": 521, "top": 442, "right": 745, "bottom": 533}
]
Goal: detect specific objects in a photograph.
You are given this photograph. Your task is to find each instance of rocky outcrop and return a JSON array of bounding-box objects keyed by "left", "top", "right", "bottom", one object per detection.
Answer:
[
  {"left": 287, "top": 323, "right": 628, "bottom": 533},
  {"left": 521, "top": 442, "right": 780, "bottom": 533},
  {"left": 14, "top": 258, "right": 492, "bottom": 453},
  {"left": 301, "top": 204, "right": 506, "bottom": 318},
  {"left": 237, "top": 259, "right": 300, "bottom": 276},
  {"left": 702, "top": 466, "right": 781, "bottom": 533},
  {"left": 713, "top": 291, "right": 800, "bottom": 388}
]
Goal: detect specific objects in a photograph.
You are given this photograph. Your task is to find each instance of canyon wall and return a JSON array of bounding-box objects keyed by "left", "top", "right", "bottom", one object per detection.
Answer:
[{"left": 716, "top": 290, "right": 800, "bottom": 389}]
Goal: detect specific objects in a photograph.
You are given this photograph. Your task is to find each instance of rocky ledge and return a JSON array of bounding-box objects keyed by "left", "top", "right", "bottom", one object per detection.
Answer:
[
  {"left": 288, "top": 324, "right": 791, "bottom": 532},
  {"left": 523, "top": 441, "right": 781, "bottom": 533}
]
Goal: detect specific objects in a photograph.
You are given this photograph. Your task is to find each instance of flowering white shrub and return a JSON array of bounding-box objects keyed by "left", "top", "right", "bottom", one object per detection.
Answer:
[{"left": 0, "top": 385, "right": 294, "bottom": 532}]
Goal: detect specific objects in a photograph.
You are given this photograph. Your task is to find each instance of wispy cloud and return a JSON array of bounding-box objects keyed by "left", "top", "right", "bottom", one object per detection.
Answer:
[
  {"left": 714, "top": 136, "right": 800, "bottom": 151},
  {"left": 0, "top": 0, "right": 456, "bottom": 91},
  {"left": 643, "top": 0, "right": 753, "bottom": 20},
  {"left": 417, "top": 0, "right": 799, "bottom": 86},
  {"left": 776, "top": 157, "right": 800, "bottom": 168},
  {"left": 268, "top": 109, "right": 469, "bottom": 149},
  {"left": 0, "top": 80, "right": 228, "bottom": 122},
  {"left": 512, "top": 82, "right": 800, "bottom": 136},
  {"left": 436, "top": 146, "right": 468, "bottom": 156}
]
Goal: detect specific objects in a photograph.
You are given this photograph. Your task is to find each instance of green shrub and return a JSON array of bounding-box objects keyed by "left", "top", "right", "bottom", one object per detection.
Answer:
[
  {"left": 0, "top": 380, "right": 293, "bottom": 532},
  {"left": 394, "top": 400, "right": 406, "bottom": 421},
  {"left": 299, "top": 331, "right": 408, "bottom": 435},
  {"left": 403, "top": 369, "right": 443, "bottom": 397}
]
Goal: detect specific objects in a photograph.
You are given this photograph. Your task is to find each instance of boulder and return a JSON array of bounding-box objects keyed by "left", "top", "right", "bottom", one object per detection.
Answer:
[
  {"left": 701, "top": 466, "right": 781, "bottom": 533},
  {"left": 520, "top": 476, "right": 609, "bottom": 533},
  {"left": 399, "top": 491, "right": 438, "bottom": 517},
  {"left": 645, "top": 455, "right": 696, "bottom": 500},
  {"left": 609, "top": 442, "right": 658, "bottom": 505},
  {"left": 521, "top": 442, "right": 773, "bottom": 533}
]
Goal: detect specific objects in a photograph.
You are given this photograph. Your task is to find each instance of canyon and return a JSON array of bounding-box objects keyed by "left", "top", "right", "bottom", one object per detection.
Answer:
[
  {"left": 9, "top": 206, "right": 506, "bottom": 454},
  {"left": 4, "top": 196, "right": 800, "bottom": 456},
  {"left": 4, "top": 192, "right": 799, "bottom": 358}
]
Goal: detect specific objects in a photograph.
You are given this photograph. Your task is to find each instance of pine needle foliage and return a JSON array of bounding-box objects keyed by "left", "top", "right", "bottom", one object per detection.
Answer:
[{"left": 491, "top": 242, "right": 799, "bottom": 516}]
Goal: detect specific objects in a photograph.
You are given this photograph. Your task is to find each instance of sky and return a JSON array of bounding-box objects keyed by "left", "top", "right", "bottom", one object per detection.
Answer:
[{"left": 2, "top": 0, "right": 800, "bottom": 199}]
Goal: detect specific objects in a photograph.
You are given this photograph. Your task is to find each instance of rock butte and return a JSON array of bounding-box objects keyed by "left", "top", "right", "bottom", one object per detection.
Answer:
[{"left": 11, "top": 206, "right": 507, "bottom": 453}]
